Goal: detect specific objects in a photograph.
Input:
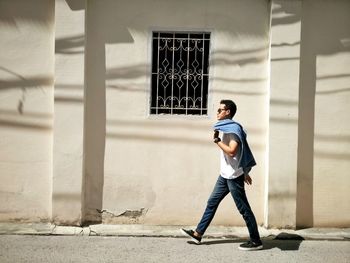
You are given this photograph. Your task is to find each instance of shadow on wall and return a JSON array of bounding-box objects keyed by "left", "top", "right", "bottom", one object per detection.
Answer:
[
  {"left": 297, "top": 1, "right": 350, "bottom": 228},
  {"left": 0, "top": 0, "right": 54, "bottom": 222},
  {"left": 0, "top": 0, "right": 53, "bottom": 27},
  {"left": 65, "top": 0, "right": 85, "bottom": 11},
  {"left": 0, "top": 67, "right": 53, "bottom": 118},
  {"left": 55, "top": 35, "right": 85, "bottom": 55},
  {"left": 62, "top": 0, "right": 135, "bottom": 225},
  {"left": 0, "top": 1, "right": 54, "bottom": 129},
  {"left": 271, "top": 1, "right": 350, "bottom": 228},
  {"left": 268, "top": 1, "right": 350, "bottom": 228},
  {"left": 0, "top": 1, "right": 54, "bottom": 126}
]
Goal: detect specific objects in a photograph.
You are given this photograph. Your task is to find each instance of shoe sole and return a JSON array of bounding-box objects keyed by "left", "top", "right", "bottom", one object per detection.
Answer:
[
  {"left": 180, "top": 229, "right": 201, "bottom": 244},
  {"left": 238, "top": 245, "right": 263, "bottom": 251}
]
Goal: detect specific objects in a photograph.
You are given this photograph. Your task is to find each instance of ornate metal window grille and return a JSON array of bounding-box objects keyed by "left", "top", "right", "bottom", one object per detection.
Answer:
[{"left": 150, "top": 32, "right": 210, "bottom": 115}]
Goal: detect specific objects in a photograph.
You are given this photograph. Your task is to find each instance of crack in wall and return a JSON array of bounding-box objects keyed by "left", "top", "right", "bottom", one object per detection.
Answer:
[{"left": 97, "top": 208, "right": 148, "bottom": 223}]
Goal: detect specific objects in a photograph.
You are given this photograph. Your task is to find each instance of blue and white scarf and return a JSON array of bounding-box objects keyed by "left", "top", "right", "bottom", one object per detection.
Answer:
[{"left": 213, "top": 119, "right": 256, "bottom": 174}]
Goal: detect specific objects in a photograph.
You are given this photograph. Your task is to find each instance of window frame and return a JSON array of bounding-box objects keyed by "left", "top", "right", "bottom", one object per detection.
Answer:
[{"left": 148, "top": 30, "right": 212, "bottom": 118}]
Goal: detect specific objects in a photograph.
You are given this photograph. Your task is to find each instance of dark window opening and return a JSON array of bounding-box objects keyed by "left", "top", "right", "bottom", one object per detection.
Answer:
[{"left": 150, "top": 31, "right": 211, "bottom": 115}]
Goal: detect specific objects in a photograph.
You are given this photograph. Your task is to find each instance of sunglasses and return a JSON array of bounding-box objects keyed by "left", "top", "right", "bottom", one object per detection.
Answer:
[{"left": 217, "top": 108, "right": 227, "bottom": 113}]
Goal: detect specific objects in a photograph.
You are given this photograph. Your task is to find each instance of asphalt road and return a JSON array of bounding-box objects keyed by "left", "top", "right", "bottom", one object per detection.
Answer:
[{"left": 0, "top": 235, "right": 349, "bottom": 263}]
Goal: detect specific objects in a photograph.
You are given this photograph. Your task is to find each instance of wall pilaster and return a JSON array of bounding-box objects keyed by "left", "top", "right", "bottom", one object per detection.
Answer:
[
  {"left": 53, "top": 0, "right": 86, "bottom": 225},
  {"left": 266, "top": 0, "right": 302, "bottom": 228}
]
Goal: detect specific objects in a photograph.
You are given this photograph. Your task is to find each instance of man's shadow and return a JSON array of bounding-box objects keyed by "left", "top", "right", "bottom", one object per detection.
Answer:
[
  {"left": 187, "top": 233, "right": 304, "bottom": 251},
  {"left": 261, "top": 233, "right": 304, "bottom": 251}
]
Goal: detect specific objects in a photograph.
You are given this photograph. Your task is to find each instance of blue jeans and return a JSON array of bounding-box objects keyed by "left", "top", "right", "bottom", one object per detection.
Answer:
[{"left": 196, "top": 175, "right": 261, "bottom": 243}]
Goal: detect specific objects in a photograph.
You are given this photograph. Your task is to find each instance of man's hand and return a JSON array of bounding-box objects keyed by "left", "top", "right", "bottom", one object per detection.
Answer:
[
  {"left": 213, "top": 130, "right": 219, "bottom": 139},
  {"left": 213, "top": 130, "right": 221, "bottom": 143},
  {"left": 244, "top": 174, "right": 252, "bottom": 185}
]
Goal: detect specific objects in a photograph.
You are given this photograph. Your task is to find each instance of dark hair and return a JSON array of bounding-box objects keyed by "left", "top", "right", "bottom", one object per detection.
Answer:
[{"left": 220, "top": 99, "right": 237, "bottom": 119}]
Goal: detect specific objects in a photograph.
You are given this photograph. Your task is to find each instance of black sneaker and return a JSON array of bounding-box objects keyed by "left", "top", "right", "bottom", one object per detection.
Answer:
[
  {"left": 238, "top": 241, "right": 263, "bottom": 251},
  {"left": 180, "top": 229, "right": 202, "bottom": 244}
]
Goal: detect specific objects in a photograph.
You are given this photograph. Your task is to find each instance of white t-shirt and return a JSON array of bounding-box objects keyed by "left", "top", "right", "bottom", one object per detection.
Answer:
[{"left": 220, "top": 133, "right": 244, "bottom": 179}]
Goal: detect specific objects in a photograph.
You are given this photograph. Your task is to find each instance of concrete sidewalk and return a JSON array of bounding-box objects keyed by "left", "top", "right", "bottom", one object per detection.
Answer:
[{"left": 0, "top": 223, "right": 349, "bottom": 241}]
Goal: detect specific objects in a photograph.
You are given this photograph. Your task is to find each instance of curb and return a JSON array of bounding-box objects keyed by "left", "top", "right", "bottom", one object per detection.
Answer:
[{"left": 0, "top": 223, "right": 349, "bottom": 241}]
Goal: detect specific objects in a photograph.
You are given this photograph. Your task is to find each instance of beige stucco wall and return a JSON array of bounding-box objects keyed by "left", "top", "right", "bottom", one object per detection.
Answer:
[
  {"left": 87, "top": 0, "right": 270, "bottom": 226},
  {"left": 0, "top": 0, "right": 54, "bottom": 222},
  {"left": 268, "top": 0, "right": 350, "bottom": 228},
  {"left": 298, "top": 0, "right": 350, "bottom": 227},
  {"left": 0, "top": 0, "right": 349, "bottom": 228}
]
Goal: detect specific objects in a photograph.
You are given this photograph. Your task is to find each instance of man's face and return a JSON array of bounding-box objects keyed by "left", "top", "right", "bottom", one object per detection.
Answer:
[{"left": 217, "top": 103, "right": 230, "bottom": 120}]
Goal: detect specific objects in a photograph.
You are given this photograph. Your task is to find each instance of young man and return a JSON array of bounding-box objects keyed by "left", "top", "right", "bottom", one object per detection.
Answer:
[{"left": 181, "top": 99, "right": 263, "bottom": 251}]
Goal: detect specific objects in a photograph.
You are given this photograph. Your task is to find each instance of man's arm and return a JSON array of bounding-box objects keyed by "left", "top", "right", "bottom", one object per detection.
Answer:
[
  {"left": 213, "top": 131, "right": 239, "bottom": 157},
  {"left": 217, "top": 139, "right": 239, "bottom": 157}
]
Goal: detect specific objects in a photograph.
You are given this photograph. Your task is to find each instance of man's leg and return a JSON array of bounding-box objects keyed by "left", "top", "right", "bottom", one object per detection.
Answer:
[
  {"left": 195, "top": 176, "right": 229, "bottom": 235},
  {"left": 181, "top": 176, "right": 229, "bottom": 243},
  {"left": 228, "top": 176, "right": 262, "bottom": 247}
]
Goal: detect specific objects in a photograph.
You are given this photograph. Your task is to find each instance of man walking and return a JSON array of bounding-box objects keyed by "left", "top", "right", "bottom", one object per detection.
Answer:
[{"left": 181, "top": 99, "right": 263, "bottom": 251}]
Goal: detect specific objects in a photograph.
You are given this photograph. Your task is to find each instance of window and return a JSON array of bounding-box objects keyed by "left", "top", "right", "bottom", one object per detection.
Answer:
[{"left": 150, "top": 31, "right": 210, "bottom": 115}]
